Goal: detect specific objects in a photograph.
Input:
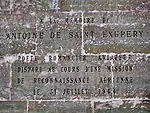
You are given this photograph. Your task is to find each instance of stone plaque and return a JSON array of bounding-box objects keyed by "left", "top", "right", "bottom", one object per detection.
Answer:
[{"left": 0, "top": 0, "right": 150, "bottom": 113}]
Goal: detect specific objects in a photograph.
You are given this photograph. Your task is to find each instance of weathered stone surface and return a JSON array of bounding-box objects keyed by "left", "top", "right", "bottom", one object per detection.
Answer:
[
  {"left": 36, "top": 12, "right": 82, "bottom": 55},
  {"left": 94, "top": 100, "right": 150, "bottom": 113},
  {"left": 28, "top": 101, "right": 92, "bottom": 113},
  {"left": 0, "top": 0, "right": 150, "bottom": 112},
  {"left": 57, "top": 0, "right": 150, "bottom": 12},
  {"left": 0, "top": 101, "right": 27, "bottom": 113},
  {"left": 113, "top": 58, "right": 150, "bottom": 98},
  {"left": 0, "top": 62, "right": 10, "bottom": 100},
  {"left": 83, "top": 12, "right": 150, "bottom": 54},
  {"left": 11, "top": 57, "right": 113, "bottom": 100}
]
